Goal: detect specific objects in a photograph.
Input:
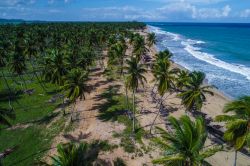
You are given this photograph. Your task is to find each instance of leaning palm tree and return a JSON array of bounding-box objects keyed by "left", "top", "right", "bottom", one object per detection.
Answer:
[
  {"left": 153, "top": 115, "right": 222, "bottom": 165},
  {"left": 124, "top": 57, "right": 147, "bottom": 132},
  {"left": 62, "top": 68, "right": 88, "bottom": 121},
  {"left": 178, "top": 71, "right": 214, "bottom": 113},
  {"left": 175, "top": 69, "right": 190, "bottom": 91},
  {"left": 150, "top": 59, "right": 176, "bottom": 134},
  {"left": 51, "top": 142, "right": 100, "bottom": 166},
  {"left": 215, "top": 96, "right": 250, "bottom": 166},
  {"left": 147, "top": 32, "right": 156, "bottom": 48}
]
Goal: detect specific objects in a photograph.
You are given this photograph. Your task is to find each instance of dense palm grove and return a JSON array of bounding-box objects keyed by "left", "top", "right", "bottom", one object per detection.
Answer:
[{"left": 0, "top": 22, "right": 249, "bottom": 166}]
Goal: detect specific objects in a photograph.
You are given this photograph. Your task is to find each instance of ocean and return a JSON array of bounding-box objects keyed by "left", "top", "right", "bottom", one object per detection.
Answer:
[{"left": 148, "top": 23, "right": 250, "bottom": 99}]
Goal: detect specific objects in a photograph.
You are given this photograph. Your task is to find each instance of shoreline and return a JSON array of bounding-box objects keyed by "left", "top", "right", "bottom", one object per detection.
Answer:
[{"left": 145, "top": 26, "right": 232, "bottom": 103}]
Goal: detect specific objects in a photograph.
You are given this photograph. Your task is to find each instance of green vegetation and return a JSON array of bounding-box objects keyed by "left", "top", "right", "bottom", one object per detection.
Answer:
[
  {"left": 178, "top": 71, "right": 214, "bottom": 113},
  {"left": 153, "top": 115, "right": 222, "bottom": 165},
  {"left": 150, "top": 49, "right": 176, "bottom": 134},
  {"left": 0, "top": 22, "right": 146, "bottom": 165},
  {"left": 215, "top": 96, "right": 250, "bottom": 165},
  {"left": 1, "top": 21, "right": 249, "bottom": 166}
]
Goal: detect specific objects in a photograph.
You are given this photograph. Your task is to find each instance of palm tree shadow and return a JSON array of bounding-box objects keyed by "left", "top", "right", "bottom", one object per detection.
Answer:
[
  {"left": 92, "top": 85, "right": 125, "bottom": 122},
  {"left": 0, "top": 88, "right": 23, "bottom": 103},
  {"left": 63, "top": 132, "right": 91, "bottom": 142}
]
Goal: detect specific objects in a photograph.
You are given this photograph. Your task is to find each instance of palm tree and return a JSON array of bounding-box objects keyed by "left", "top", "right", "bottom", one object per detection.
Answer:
[
  {"left": 125, "top": 57, "right": 147, "bottom": 132},
  {"left": 176, "top": 70, "right": 190, "bottom": 91},
  {"left": 150, "top": 59, "right": 176, "bottom": 134},
  {"left": 178, "top": 71, "right": 214, "bottom": 113},
  {"left": 147, "top": 32, "right": 156, "bottom": 48},
  {"left": 132, "top": 34, "right": 148, "bottom": 62},
  {"left": 26, "top": 37, "right": 47, "bottom": 92},
  {"left": 151, "top": 49, "right": 173, "bottom": 93},
  {"left": 62, "top": 68, "right": 88, "bottom": 121},
  {"left": 43, "top": 49, "right": 67, "bottom": 86},
  {"left": 51, "top": 142, "right": 100, "bottom": 166},
  {"left": 153, "top": 115, "right": 222, "bottom": 165},
  {"left": 10, "top": 40, "right": 27, "bottom": 89},
  {"left": 108, "top": 41, "right": 127, "bottom": 74},
  {"left": 215, "top": 96, "right": 250, "bottom": 166}
]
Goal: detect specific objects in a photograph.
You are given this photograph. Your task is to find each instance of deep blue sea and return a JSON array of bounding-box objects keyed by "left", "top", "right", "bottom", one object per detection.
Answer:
[{"left": 147, "top": 23, "right": 250, "bottom": 99}]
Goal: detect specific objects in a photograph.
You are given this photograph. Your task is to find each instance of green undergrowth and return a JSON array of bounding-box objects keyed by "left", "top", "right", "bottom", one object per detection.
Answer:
[
  {"left": 0, "top": 113, "right": 67, "bottom": 166},
  {"left": 0, "top": 70, "right": 68, "bottom": 165}
]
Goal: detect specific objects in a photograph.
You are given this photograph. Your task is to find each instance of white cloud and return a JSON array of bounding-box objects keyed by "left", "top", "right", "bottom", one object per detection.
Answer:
[
  {"left": 193, "top": 5, "right": 231, "bottom": 18},
  {"left": 158, "top": 2, "right": 231, "bottom": 19},
  {"left": 144, "top": 0, "right": 228, "bottom": 5},
  {"left": 81, "top": 6, "right": 163, "bottom": 20},
  {"left": 240, "top": 9, "right": 250, "bottom": 18}
]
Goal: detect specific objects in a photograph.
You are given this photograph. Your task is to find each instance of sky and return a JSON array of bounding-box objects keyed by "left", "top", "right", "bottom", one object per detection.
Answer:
[{"left": 0, "top": 0, "right": 250, "bottom": 22}]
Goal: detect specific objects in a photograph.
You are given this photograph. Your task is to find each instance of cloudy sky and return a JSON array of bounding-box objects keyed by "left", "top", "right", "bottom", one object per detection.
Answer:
[{"left": 1, "top": 0, "right": 250, "bottom": 22}]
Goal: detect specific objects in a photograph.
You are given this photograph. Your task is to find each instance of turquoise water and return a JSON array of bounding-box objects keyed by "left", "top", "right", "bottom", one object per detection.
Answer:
[{"left": 148, "top": 23, "right": 250, "bottom": 98}]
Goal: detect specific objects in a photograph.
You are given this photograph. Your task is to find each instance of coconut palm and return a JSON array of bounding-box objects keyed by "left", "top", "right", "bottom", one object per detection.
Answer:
[
  {"left": 26, "top": 37, "right": 47, "bottom": 92},
  {"left": 215, "top": 96, "right": 250, "bottom": 166},
  {"left": 150, "top": 59, "right": 176, "bottom": 134},
  {"left": 43, "top": 49, "right": 67, "bottom": 86},
  {"left": 178, "top": 71, "right": 214, "bottom": 113},
  {"left": 155, "top": 49, "right": 172, "bottom": 61},
  {"left": 147, "top": 32, "right": 156, "bottom": 48},
  {"left": 51, "top": 142, "right": 100, "bottom": 166},
  {"left": 151, "top": 49, "right": 173, "bottom": 93},
  {"left": 125, "top": 57, "right": 147, "bottom": 132},
  {"left": 153, "top": 115, "right": 222, "bottom": 166},
  {"left": 176, "top": 70, "right": 190, "bottom": 91},
  {"left": 132, "top": 34, "right": 148, "bottom": 62},
  {"left": 10, "top": 39, "right": 27, "bottom": 89},
  {"left": 62, "top": 68, "right": 88, "bottom": 121}
]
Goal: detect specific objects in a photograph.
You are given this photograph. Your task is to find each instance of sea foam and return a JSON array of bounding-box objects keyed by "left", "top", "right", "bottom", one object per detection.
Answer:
[{"left": 149, "top": 25, "right": 250, "bottom": 81}]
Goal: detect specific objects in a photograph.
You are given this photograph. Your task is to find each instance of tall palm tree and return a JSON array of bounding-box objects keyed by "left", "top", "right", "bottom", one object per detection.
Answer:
[
  {"left": 43, "top": 49, "right": 67, "bottom": 86},
  {"left": 176, "top": 70, "right": 190, "bottom": 91},
  {"left": 108, "top": 41, "right": 127, "bottom": 74},
  {"left": 26, "top": 37, "right": 47, "bottom": 92},
  {"left": 151, "top": 49, "right": 173, "bottom": 93},
  {"left": 10, "top": 39, "right": 27, "bottom": 89},
  {"left": 215, "top": 96, "right": 250, "bottom": 166},
  {"left": 153, "top": 115, "right": 221, "bottom": 165},
  {"left": 132, "top": 35, "right": 148, "bottom": 62},
  {"left": 125, "top": 57, "right": 147, "bottom": 132},
  {"left": 150, "top": 59, "right": 176, "bottom": 134},
  {"left": 62, "top": 68, "right": 88, "bottom": 121},
  {"left": 147, "top": 32, "right": 156, "bottom": 48},
  {"left": 178, "top": 71, "right": 214, "bottom": 113},
  {"left": 51, "top": 142, "right": 100, "bottom": 166}
]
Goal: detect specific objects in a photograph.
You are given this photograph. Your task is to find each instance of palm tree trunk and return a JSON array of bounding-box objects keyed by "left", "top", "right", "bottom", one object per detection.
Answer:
[
  {"left": 150, "top": 100, "right": 162, "bottom": 134},
  {"left": 30, "top": 60, "right": 47, "bottom": 93},
  {"left": 125, "top": 86, "right": 129, "bottom": 110},
  {"left": 62, "top": 96, "right": 66, "bottom": 116},
  {"left": 19, "top": 75, "right": 28, "bottom": 90},
  {"left": 1, "top": 71, "right": 13, "bottom": 110},
  {"left": 234, "top": 151, "right": 237, "bottom": 166},
  {"left": 132, "top": 89, "right": 136, "bottom": 133},
  {"left": 71, "top": 102, "right": 76, "bottom": 122}
]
